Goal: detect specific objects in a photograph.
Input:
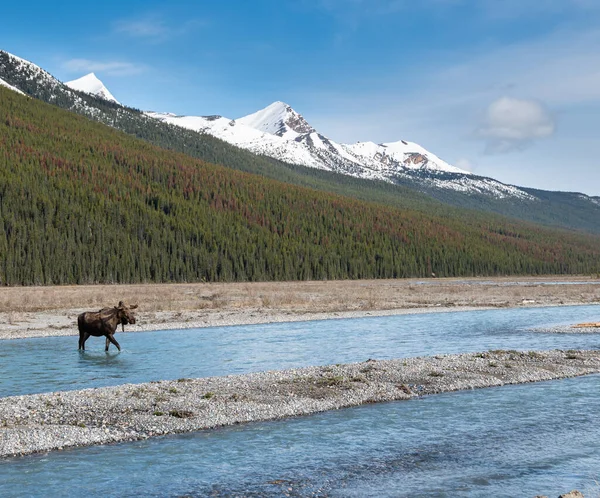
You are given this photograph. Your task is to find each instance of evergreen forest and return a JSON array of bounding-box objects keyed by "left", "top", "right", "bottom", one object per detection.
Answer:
[{"left": 1, "top": 86, "right": 600, "bottom": 286}]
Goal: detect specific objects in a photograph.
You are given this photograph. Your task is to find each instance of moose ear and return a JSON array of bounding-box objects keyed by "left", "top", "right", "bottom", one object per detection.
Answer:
[
  {"left": 118, "top": 301, "right": 125, "bottom": 308},
  {"left": 130, "top": 304, "right": 138, "bottom": 309}
]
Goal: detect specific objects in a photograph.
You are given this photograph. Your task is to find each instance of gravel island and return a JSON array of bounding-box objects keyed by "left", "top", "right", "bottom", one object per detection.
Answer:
[{"left": 2, "top": 349, "right": 600, "bottom": 458}]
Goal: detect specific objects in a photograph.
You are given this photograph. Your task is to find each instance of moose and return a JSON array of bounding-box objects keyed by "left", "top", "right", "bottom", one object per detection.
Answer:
[{"left": 77, "top": 301, "right": 138, "bottom": 352}]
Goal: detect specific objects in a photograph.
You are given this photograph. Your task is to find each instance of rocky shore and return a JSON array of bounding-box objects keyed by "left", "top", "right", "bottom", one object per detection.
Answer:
[{"left": 2, "top": 349, "right": 600, "bottom": 458}]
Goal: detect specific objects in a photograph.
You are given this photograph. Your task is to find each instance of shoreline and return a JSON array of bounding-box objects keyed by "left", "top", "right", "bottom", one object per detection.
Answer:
[
  {"left": 2, "top": 349, "right": 600, "bottom": 458},
  {"left": 0, "top": 302, "right": 600, "bottom": 341},
  {"left": 0, "top": 304, "right": 500, "bottom": 340},
  {"left": 0, "top": 275, "right": 598, "bottom": 341}
]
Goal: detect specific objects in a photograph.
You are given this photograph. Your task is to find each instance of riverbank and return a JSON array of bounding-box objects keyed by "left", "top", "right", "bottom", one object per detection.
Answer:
[
  {"left": 2, "top": 349, "right": 600, "bottom": 458},
  {"left": 0, "top": 276, "right": 598, "bottom": 340}
]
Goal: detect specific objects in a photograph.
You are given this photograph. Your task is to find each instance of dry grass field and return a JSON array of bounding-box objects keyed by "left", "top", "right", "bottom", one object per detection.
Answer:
[
  {"left": 0, "top": 276, "right": 598, "bottom": 339},
  {"left": 1, "top": 276, "right": 599, "bottom": 313}
]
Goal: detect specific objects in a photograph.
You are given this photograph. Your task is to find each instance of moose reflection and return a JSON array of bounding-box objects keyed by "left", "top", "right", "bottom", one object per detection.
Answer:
[{"left": 77, "top": 301, "right": 138, "bottom": 352}]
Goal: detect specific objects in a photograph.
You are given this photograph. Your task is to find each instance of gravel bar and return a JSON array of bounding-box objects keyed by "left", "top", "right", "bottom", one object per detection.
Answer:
[
  {"left": 529, "top": 324, "right": 600, "bottom": 334},
  {"left": 2, "top": 349, "right": 600, "bottom": 458}
]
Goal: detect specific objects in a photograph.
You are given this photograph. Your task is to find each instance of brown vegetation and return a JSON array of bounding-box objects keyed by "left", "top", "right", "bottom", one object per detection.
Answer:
[{"left": 0, "top": 276, "right": 598, "bottom": 315}]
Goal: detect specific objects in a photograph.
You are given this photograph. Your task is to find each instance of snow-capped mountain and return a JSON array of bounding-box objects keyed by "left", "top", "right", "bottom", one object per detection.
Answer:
[
  {"left": 147, "top": 101, "right": 535, "bottom": 200},
  {"left": 0, "top": 48, "right": 537, "bottom": 201},
  {"left": 1, "top": 47, "right": 600, "bottom": 233},
  {"left": 65, "top": 73, "right": 119, "bottom": 104},
  {"left": 236, "top": 101, "right": 316, "bottom": 139},
  {"left": 0, "top": 50, "right": 126, "bottom": 121}
]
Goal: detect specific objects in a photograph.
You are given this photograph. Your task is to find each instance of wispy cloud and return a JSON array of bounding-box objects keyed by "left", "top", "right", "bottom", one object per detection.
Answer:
[
  {"left": 475, "top": 98, "right": 555, "bottom": 154},
  {"left": 113, "top": 18, "right": 169, "bottom": 39},
  {"left": 62, "top": 59, "right": 148, "bottom": 76},
  {"left": 433, "top": 28, "right": 600, "bottom": 108},
  {"left": 471, "top": 0, "right": 600, "bottom": 19},
  {"left": 315, "top": 0, "right": 600, "bottom": 18},
  {"left": 111, "top": 15, "right": 205, "bottom": 43},
  {"left": 310, "top": 0, "right": 600, "bottom": 51}
]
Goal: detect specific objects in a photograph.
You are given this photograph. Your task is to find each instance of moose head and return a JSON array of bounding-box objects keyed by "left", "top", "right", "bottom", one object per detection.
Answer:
[{"left": 116, "top": 301, "right": 138, "bottom": 330}]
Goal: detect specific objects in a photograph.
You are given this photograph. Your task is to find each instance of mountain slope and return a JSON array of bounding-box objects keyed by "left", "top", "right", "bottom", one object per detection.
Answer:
[
  {"left": 235, "top": 101, "right": 467, "bottom": 173},
  {"left": 2, "top": 84, "right": 600, "bottom": 286},
  {"left": 1, "top": 48, "right": 599, "bottom": 235}
]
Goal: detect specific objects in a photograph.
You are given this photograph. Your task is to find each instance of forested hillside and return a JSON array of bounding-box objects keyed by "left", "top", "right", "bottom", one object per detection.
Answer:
[
  {"left": 1, "top": 86, "right": 599, "bottom": 285},
  {"left": 2, "top": 50, "right": 600, "bottom": 235}
]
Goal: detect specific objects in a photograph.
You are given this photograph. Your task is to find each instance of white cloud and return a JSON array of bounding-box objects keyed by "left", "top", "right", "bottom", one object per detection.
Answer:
[
  {"left": 62, "top": 59, "right": 147, "bottom": 76},
  {"left": 476, "top": 97, "right": 555, "bottom": 154},
  {"left": 111, "top": 16, "right": 204, "bottom": 43}
]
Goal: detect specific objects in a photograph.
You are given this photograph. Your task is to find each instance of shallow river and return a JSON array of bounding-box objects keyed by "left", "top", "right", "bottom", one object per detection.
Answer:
[
  {"left": 1, "top": 304, "right": 600, "bottom": 496},
  {"left": 2, "top": 305, "right": 600, "bottom": 397}
]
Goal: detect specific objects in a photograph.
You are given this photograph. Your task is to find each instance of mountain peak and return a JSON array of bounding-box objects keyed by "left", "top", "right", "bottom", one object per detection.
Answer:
[
  {"left": 65, "top": 73, "right": 119, "bottom": 104},
  {"left": 236, "top": 101, "right": 315, "bottom": 138},
  {"left": 268, "top": 100, "right": 290, "bottom": 109}
]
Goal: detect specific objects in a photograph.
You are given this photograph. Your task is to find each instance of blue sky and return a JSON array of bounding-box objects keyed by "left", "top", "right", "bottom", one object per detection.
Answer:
[{"left": 3, "top": 0, "right": 600, "bottom": 195}]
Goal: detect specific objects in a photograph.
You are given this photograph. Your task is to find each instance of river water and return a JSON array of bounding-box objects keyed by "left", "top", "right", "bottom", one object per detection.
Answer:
[{"left": 1, "top": 304, "right": 600, "bottom": 496}]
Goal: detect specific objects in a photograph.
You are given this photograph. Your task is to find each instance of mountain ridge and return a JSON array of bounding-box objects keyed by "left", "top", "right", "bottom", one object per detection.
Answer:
[
  {"left": 147, "top": 99, "right": 503, "bottom": 190},
  {"left": 1, "top": 48, "right": 599, "bottom": 235}
]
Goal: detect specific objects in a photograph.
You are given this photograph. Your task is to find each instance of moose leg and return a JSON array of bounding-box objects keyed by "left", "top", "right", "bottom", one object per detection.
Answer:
[
  {"left": 79, "top": 332, "right": 90, "bottom": 351},
  {"left": 106, "top": 334, "right": 121, "bottom": 352},
  {"left": 105, "top": 337, "right": 110, "bottom": 352}
]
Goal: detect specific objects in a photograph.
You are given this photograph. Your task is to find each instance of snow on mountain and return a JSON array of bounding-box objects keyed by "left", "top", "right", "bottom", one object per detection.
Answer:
[
  {"left": 146, "top": 111, "right": 328, "bottom": 171},
  {"left": 236, "top": 101, "right": 315, "bottom": 140},
  {"left": 146, "top": 102, "right": 536, "bottom": 200},
  {"left": 0, "top": 50, "right": 108, "bottom": 118},
  {"left": 579, "top": 194, "right": 600, "bottom": 206},
  {"left": 65, "top": 73, "right": 119, "bottom": 104},
  {"left": 0, "top": 48, "right": 537, "bottom": 202},
  {"left": 345, "top": 140, "right": 466, "bottom": 174},
  {"left": 147, "top": 102, "right": 465, "bottom": 180},
  {"left": 0, "top": 76, "right": 24, "bottom": 95},
  {"left": 0, "top": 51, "right": 61, "bottom": 92}
]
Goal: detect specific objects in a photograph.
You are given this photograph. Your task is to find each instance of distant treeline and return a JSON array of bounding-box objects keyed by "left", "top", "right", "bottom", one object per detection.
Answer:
[{"left": 0, "top": 86, "right": 599, "bottom": 285}]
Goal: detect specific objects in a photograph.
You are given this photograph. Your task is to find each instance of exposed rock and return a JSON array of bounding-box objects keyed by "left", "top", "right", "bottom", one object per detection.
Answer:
[{"left": 558, "top": 491, "right": 584, "bottom": 498}]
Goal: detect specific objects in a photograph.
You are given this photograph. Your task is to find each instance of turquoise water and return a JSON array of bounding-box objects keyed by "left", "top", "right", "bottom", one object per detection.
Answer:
[
  {"left": 1, "top": 305, "right": 600, "bottom": 397},
  {"left": 2, "top": 375, "right": 599, "bottom": 497},
  {"left": 1, "top": 304, "right": 600, "bottom": 496}
]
